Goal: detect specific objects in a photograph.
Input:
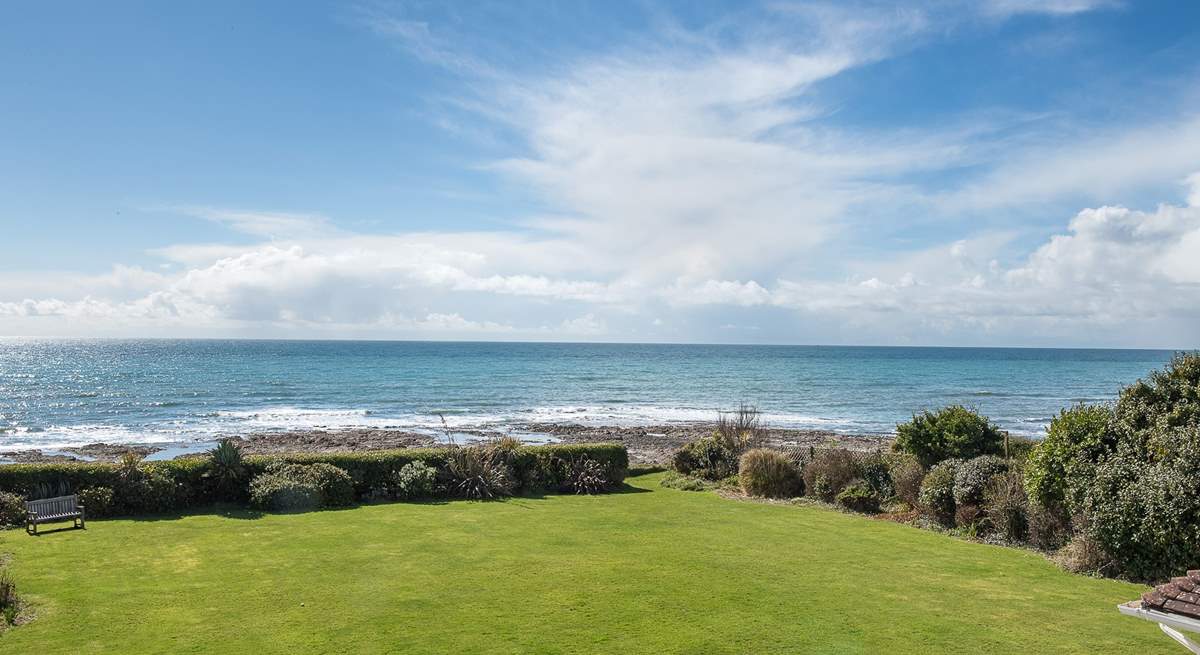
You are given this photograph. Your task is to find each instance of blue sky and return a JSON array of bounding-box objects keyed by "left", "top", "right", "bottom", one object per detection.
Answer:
[{"left": 2, "top": 0, "right": 1200, "bottom": 347}]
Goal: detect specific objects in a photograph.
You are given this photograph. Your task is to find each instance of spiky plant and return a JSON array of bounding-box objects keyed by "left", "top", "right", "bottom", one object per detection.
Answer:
[
  {"left": 117, "top": 451, "right": 143, "bottom": 479},
  {"left": 0, "top": 566, "right": 19, "bottom": 628},
  {"left": 446, "top": 444, "right": 514, "bottom": 500},
  {"left": 205, "top": 439, "right": 247, "bottom": 499},
  {"left": 565, "top": 456, "right": 609, "bottom": 495}
]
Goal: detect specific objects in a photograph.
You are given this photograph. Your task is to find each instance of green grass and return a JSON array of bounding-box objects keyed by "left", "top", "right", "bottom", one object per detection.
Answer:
[{"left": 0, "top": 473, "right": 1159, "bottom": 654}]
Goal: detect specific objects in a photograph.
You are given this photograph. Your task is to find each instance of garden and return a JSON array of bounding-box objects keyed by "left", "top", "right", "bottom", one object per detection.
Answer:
[
  {"left": 1, "top": 353, "right": 1198, "bottom": 651},
  {"left": 669, "top": 352, "right": 1200, "bottom": 584}
]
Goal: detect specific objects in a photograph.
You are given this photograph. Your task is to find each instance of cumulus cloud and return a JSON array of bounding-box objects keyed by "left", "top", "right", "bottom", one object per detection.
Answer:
[{"left": 3, "top": 2, "right": 1197, "bottom": 346}]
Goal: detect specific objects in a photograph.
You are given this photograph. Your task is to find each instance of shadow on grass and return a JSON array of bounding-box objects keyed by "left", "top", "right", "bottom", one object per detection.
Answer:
[
  {"left": 35, "top": 486, "right": 648, "bottom": 524},
  {"left": 23, "top": 524, "right": 86, "bottom": 537}
]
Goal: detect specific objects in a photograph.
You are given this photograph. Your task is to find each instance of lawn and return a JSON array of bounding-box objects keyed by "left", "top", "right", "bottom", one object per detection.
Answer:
[{"left": 0, "top": 472, "right": 1161, "bottom": 654}]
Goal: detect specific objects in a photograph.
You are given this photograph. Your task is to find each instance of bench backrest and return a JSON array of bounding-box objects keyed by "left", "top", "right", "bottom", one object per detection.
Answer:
[{"left": 26, "top": 494, "right": 79, "bottom": 515}]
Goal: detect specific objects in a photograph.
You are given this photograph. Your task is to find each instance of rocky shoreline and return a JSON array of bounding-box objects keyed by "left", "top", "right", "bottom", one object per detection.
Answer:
[{"left": 0, "top": 423, "right": 892, "bottom": 466}]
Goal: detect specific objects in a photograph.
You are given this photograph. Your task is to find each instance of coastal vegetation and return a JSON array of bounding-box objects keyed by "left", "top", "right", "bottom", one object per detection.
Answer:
[
  {"left": 0, "top": 471, "right": 1163, "bottom": 652},
  {"left": 671, "top": 352, "right": 1200, "bottom": 584},
  {"left": 0, "top": 443, "right": 630, "bottom": 518}
]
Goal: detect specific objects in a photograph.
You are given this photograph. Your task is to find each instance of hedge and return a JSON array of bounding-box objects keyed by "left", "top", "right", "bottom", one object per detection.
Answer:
[{"left": 0, "top": 443, "right": 629, "bottom": 516}]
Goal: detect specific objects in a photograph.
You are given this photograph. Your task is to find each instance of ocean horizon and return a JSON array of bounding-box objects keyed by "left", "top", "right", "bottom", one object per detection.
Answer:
[{"left": 0, "top": 338, "right": 1180, "bottom": 453}]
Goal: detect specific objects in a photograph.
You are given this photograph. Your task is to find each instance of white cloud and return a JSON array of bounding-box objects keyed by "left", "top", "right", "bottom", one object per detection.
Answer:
[
  {"left": 176, "top": 206, "right": 336, "bottom": 239},
  {"left": 2, "top": 3, "right": 1197, "bottom": 347},
  {"left": 980, "top": 0, "right": 1121, "bottom": 18}
]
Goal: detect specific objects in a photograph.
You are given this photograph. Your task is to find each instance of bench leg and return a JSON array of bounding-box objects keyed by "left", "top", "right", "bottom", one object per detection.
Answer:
[{"left": 27, "top": 519, "right": 37, "bottom": 536}]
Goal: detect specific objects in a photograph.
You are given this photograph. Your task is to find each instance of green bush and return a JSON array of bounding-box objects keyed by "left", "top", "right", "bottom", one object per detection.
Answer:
[
  {"left": 810, "top": 475, "right": 834, "bottom": 501},
  {"left": 1111, "top": 352, "right": 1200, "bottom": 447},
  {"left": 249, "top": 462, "right": 355, "bottom": 512},
  {"left": 885, "top": 453, "right": 924, "bottom": 507},
  {"left": 659, "top": 471, "right": 714, "bottom": 491},
  {"left": 858, "top": 453, "right": 893, "bottom": 500},
  {"left": 1046, "top": 353, "right": 1200, "bottom": 580},
  {"left": 1024, "top": 404, "right": 1113, "bottom": 513},
  {"left": 113, "top": 457, "right": 187, "bottom": 515},
  {"left": 918, "top": 459, "right": 961, "bottom": 525},
  {"left": 801, "top": 449, "right": 861, "bottom": 501},
  {"left": 0, "top": 443, "right": 629, "bottom": 516},
  {"left": 672, "top": 436, "right": 739, "bottom": 481},
  {"left": 0, "top": 492, "right": 26, "bottom": 528},
  {"left": 953, "top": 455, "right": 1009, "bottom": 507},
  {"left": 390, "top": 461, "right": 438, "bottom": 500},
  {"left": 249, "top": 473, "right": 322, "bottom": 512},
  {"left": 894, "top": 406, "right": 1005, "bottom": 467},
  {"left": 0, "top": 565, "right": 18, "bottom": 628},
  {"left": 738, "top": 449, "right": 801, "bottom": 498},
  {"left": 1081, "top": 426, "right": 1200, "bottom": 581},
  {"left": 77, "top": 486, "right": 114, "bottom": 518},
  {"left": 836, "top": 479, "right": 880, "bottom": 513},
  {"left": 1006, "top": 435, "right": 1038, "bottom": 462}
]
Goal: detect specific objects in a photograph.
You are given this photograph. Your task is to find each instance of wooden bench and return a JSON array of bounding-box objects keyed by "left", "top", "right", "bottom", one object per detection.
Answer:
[{"left": 25, "top": 495, "right": 85, "bottom": 535}]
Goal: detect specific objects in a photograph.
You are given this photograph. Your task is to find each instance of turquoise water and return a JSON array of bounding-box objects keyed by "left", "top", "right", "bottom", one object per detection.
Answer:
[{"left": 0, "top": 339, "right": 1178, "bottom": 451}]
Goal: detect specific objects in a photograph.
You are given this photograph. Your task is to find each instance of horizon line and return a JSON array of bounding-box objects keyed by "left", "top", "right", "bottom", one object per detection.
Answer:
[{"left": 0, "top": 335, "right": 1191, "bottom": 352}]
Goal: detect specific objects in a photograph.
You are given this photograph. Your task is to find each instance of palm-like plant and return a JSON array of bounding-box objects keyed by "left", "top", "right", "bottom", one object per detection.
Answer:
[{"left": 205, "top": 439, "right": 247, "bottom": 499}]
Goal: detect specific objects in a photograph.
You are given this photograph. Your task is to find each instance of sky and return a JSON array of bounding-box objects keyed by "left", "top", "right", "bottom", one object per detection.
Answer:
[{"left": 2, "top": 0, "right": 1200, "bottom": 348}]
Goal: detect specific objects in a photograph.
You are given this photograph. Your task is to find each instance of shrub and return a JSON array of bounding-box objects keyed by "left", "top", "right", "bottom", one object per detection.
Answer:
[
  {"left": 249, "top": 462, "right": 355, "bottom": 511},
  {"left": 1111, "top": 352, "right": 1200, "bottom": 445},
  {"left": 918, "top": 459, "right": 961, "bottom": 525},
  {"left": 715, "top": 404, "right": 766, "bottom": 453},
  {"left": 390, "top": 461, "right": 438, "bottom": 500},
  {"left": 114, "top": 461, "right": 185, "bottom": 515},
  {"left": 305, "top": 463, "right": 355, "bottom": 506},
  {"left": 801, "top": 449, "right": 861, "bottom": 500},
  {"left": 982, "top": 471, "right": 1028, "bottom": 542},
  {"left": 563, "top": 456, "right": 611, "bottom": 495},
  {"left": 659, "top": 471, "right": 713, "bottom": 491},
  {"left": 738, "top": 449, "right": 800, "bottom": 498},
  {"left": 77, "top": 486, "right": 114, "bottom": 518},
  {"left": 1027, "top": 502, "right": 1073, "bottom": 551},
  {"left": 953, "top": 455, "right": 1009, "bottom": 507},
  {"left": 894, "top": 406, "right": 1005, "bottom": 467},
  {"left": 1081, "top": 426, "right": 1200, "bottom": 581},
  {"left": 249, "top": 473, "right": 322, "bottom": 512},
  {"left": 1053, "top": 533, "right": 1114, "bottom": 576},
  {"left": 446, "top": 444, "right": 515, "bottom": 500},
  {"left": 0, "top": 566, "right": 18, "bottom": 628},
  {"left": 1024, "top": 404, "right": 1114, "bottom": 514},
  {"left": 810, "top": 475, "right": 834, "bottom": 502},
  {"left": 1006, "top": 435, "right": 1038, "bottom": 462},
  {"left": 858, "top": 453, "right": 893, "bottom": 500},
  {"left": 204, "top": 439, "right": 248, "bottom": 501},
  {"left": 886, "top": 453, "right": 924, "bottom": 508},
  {"left": 672, "top": 436, "right": 739, "bottom": 481},
  {"left": 0, "top": 444, "right": 629, "bottom": 515},
  {"left": 0, "top": 492, "right": 26, "bottom": 529},
  {"left": 836, "top": 479, "right": 880, "bottom": 513}
]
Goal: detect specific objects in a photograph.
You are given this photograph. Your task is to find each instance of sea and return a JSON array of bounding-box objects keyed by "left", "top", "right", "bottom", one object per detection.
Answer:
[{"left": 0, "top": 339, "right": 1179, "bottom": 455}]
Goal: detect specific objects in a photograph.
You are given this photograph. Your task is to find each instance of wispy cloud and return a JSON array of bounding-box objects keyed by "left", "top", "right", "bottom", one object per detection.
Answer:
[
  {"left": 174, "top": 206, "right": 337, "bottom": 240},
  {"left": 979, "top": 0, "right": 1122, "bottom": 18},
  {"left": 3, "top": 1, "right": 1197, "bottom": 346}
]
